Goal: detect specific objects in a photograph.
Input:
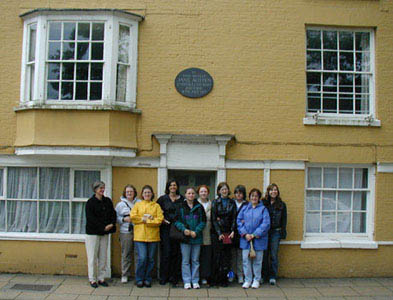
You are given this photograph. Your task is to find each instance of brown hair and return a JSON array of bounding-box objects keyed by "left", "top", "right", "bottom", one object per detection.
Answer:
[
  {"left": 197, "top": 184, "right": 210, "bottom": 194},
  {"left": 122, "top": 184, "right": 137, "bottom": 199},
  {"left": 265, "top": 183, "right": 284, "bottom": 210},
  {"left": 141, "top": 185, "right": 155, "bottom": 201},
  {"left": 216, "top": 182, "right": 231, "bottom": 197},
  {"left": 248, "top": 188, "right": 262, "bottom": 200}
]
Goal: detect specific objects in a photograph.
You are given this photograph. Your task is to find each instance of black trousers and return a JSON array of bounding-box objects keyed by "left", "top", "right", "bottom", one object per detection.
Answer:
[
  {"left": 159, "top": 226, "right": 181, "bottom": 283},
  {"left": 211, "top": 235, "right": 232, "bottom": 285},
  {"left": 199, "top": 244, "right": 212, "bottom": 280}
]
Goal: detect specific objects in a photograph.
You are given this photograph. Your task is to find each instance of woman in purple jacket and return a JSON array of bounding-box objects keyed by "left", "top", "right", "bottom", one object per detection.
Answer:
[{"left": 237, "top": 188, "right": 270, "bottom": 289}]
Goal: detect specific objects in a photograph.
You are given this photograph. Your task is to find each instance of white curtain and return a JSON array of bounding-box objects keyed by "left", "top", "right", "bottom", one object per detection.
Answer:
[
  {"left": 74, "top": 170, "right": 100, "bottom": 198},
  {"left": 0, "top": 201, "right": 5, "bottom": 231},
  {"left": 72, "top": 202, "right": 86, "bottom": 234}
]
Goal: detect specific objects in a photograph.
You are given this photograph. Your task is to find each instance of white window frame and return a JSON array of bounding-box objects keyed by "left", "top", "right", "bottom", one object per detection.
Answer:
[
  {"left": 0, "top": 164, "right": 111, "bottom": 242},
  {"left": 303, "top": 26, "right": 380, "bottom": 127},
  {"left": 20, "top": 10, "right": 141, "bottom": 111},
  {"left": 302, "top": 164, "right": 377, "bottom": 249}
]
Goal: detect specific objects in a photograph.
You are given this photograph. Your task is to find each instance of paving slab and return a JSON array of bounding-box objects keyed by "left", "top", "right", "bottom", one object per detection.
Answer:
[
  {"left": 0, "top": 290, "right": 20, "bottom": 299},
  {"left": 281, "top": 287, "right": 322, "bottom": 297},
  {"left": 323, "top": 278, "right": 355, "bottom": 287},
  {"left": 170, "top": 287, "right": 208, "bottom": 297},
  {"left": 9, "top": 275, "right": 40, "bottom": 284},
  {"left": 138, "top": 297, "right": 170, "bottom": 300},
  {"left": 301, "top": 279, "right": 331, "bottom": 287},
  {"left": 0, "top": 282, "right": 8, "bottom": 289},
  {"left": 344, "top": 297, "right": 373, "bottom": 300},
  {"left": 372, "top": 297, "right": 393, "bottom": 300},
  {"left": 276, "top": 279, "right": 305, "bottom": 288},
  {"left": 45, "top": 294, "right": 79, "bottom": 300},
  {"left": 53, "top": 284, "right": 95, "bottom": 295},
  {"left": 76, "top": 295, "right": 108, "bottom": 300},
  {"left": 15, "top": 292, "right": 49, "bottom": 299},
  {"left": 62, "top": 277, "right": 90, "bottom": 285},
  {"left": 131, "top": 286, "right": 169, "bottom": 297},
  {"left": 350, "top": 278, "right": 383, "bottom": 287},
  {"left": 0, "top": 274, "right": 16, "bottom": 281},
  {"left": 317, "top": 287, "right": 359, "bottom": 297},
  {"left": 352, "top": 286, "right": 393, "bottom": 296},
  {"left": 375, "top": 278, "right": 393, "bottom": 286},
  {"left": 207, "top": 287, "right": 247, "bottom": 297},
  {"left": 108, "top": 297, "right": 137, "bottom": 300},
  {"left": 245, "top": 286, "right": 285, "bottom": 297},
  {"left": 92, "top": 286, "right": 131, "bottom": 296}
]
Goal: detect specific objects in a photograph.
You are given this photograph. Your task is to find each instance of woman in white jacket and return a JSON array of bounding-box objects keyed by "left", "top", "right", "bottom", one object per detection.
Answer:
[{"left": 115, "top": 184, "right": 140, "bottom": 283}]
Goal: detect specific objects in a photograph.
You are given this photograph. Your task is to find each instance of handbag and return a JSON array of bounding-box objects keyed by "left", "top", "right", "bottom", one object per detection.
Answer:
[
  {"left": 222, "top": 232, "right": 232, "bottom": 244},
  {"left": 249, "top": 240, "right": 256, "bottom": 258},
  {"left": 169, "top": 223, "right": 186, "bottom": 242}
]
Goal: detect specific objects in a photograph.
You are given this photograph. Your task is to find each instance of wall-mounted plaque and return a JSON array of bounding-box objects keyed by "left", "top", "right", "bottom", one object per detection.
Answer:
[{"left": 175, "top": 68, "right": 213, "bottom": 98}]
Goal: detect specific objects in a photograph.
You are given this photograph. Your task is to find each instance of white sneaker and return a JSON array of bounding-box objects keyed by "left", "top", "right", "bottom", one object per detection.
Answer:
[
  {"left": 192, "top": 283, "right": 200, "bottom": 289},
  {"left": 251, "top": 280, "right": 260, "bottom": 289},
  {"left": 201, "top": 279, "right": 207, "bottom": 285},
  {"left": 184, "top": 283, "right": 192, "bottom": 289},
  {"left": 269, "top": 278, "right": 276, "bottom": 285},
  {"left": 238, "top": 275, "right": 244, "bottom": 284},
  {"left": 242, "top": 281, "right": 251, "bottom": 289},
  {"left": 121, "top": 276, "right": 128, "bottom": 283}
]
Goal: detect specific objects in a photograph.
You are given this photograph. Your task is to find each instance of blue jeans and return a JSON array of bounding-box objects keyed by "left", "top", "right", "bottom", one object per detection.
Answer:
[
  {"left": 180, "top": 243, "right": 201, "bottom": 284},
  {"left": 242, "top": 249, "right": 263, "bottom": 283},
  {"left": 262, "top": 230, "right": 281, "bottom": 280},
  {"left": 134, "top": 242, "right": 158, "bottom": 283}
]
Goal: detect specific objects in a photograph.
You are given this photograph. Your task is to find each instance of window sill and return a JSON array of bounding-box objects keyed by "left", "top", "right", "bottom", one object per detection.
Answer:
[
  {"left": 303, "top": 115, "right": 381, "bottom": 127},
  {"left": 14, "top": 103, "right": 142, "bottom": 114},
  {"left": 301, "top": 238, "right": 378, "bottom": 249},
  {"left": 0, "top": 232, "right": 86, "bottom": 242}
]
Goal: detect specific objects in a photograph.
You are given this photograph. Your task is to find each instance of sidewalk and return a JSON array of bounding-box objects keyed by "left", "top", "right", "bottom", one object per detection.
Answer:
[{"left": 0, "top": 273, "right": 392, "bottom": 299}]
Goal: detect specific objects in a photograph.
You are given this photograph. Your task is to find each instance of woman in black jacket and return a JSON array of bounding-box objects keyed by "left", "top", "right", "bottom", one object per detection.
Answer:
[
  {"left": 157, "top": 179, "right": 185, "bottom": 286},
  {"left": 211, "top": 182, "right": 237, "bottom": 287},
  {"left": 262, "top": 183, "right": 287, "bottom": 285},
  {"left": 85, "top": 181, "right": 117, "bottom": 288}
]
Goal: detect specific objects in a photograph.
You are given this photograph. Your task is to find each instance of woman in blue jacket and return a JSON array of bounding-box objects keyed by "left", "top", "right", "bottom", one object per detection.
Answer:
[{"left": 237, "top": 188, "right": 270, "bottom": 289}]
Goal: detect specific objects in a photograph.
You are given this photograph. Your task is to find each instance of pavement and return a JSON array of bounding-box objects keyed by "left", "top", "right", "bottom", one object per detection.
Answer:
[{"left": 0, "top": 274, "right": 392, "bottom": 299}]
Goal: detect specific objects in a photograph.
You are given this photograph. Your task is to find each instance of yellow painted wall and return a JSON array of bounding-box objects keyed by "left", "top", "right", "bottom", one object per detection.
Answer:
[
  {"left": 111, "top": 167, "right": 157, "bottom": 276},
  {"left": 226, "top": 169, "right": 264, "bottom": 198},
  {"left": 0, "top": 241, "right": 86, "bottom": 275},
  {"left": 375, "top": 173, "right": 393, "bottom": 241}
]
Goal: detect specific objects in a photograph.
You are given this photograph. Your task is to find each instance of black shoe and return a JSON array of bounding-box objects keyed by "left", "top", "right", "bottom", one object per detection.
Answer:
[
  {"left": 220, "top": 281, "right": 228, "bottom": 287},
  {"left": 144, "top": 281, "right": 151, "bottom": 288},
  {"left": 90, "top": 282, "right": 98, "bottom": 288},
  {"left": 98, "top": 281, "right": 108, "bottom": 287},
  {"left": 136, "top": 281, "right": 144, "bottom": 288},
  {"left": 159, "top": 279, "right": 167, "bottom": 285}
]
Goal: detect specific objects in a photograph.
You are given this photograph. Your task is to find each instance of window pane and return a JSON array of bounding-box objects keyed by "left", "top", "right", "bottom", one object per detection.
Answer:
[
  {"left": 39, "top": 168, "right": 69, "bottom": 200},
  {"left": 307, "top": 93, "right": 321, "bottom": 112},
  {"left": 306, "top": 191, "right": 320, "bottom": 210},
  {"left": 77, "top": 43, "right": 89, "bottom": 60},
  {"left": 39, "top": 202, "right": 69, "bottom": 233},
  {"left": 63, "top": 22, "right": 76, "bottom": 40},
  {"left": 323, "top": 168, "right": 337, "bottom": 188},
  {"left": 90, "top": 82, "right": 102, "bottom": 100},
  {"left": 91, "top": 43, "right": 104, "bottom": 60},
  {"left": 0, "top": 201, "right": 5, "bottom": 231},
  {"left": 323, "top": 51, "right": 338, "bottom": 70},
  {"left": 76, "top": 63, "right": 88, "bottom": 80},
  {"left": 0, "top": 169, "right": 3, "bottom": 196},
  {"left": 323, "top": 31, "right": 337, "bottom": 49},
  {"left": 354, "top": 168, "right": 368, "bottom": 188},
  {"left": 307, "top": 51, "right": 321, "bottom": 70},
  {"left": 339, "top": 73, "right": 353, "bottom": 93},
  {"left": 353, "top": 212, "right": 366, "bottom": 233},
  {"left": 340, "top": 52, "right": 354, "bottom": 71},
  {"left": 356, "top": 52, "right": 370, "bottom": 72},
  {"left": 337, "top": 212, "right": 351, "bottom": 233},
  {"left": 353, "top": 192, "right": 367, "bottom": 210},
  {"left": 307, "top": 72, "right": 321, "bottom": 92},
  {"left": 116, "top": 64, "right": 127, "bottom": 102},
  {"left": 356, "top": 32, "right": 370, "bottom": 51},
  {"left": 49, "top": 22, "right": 61, "bottom": 40},
  {"left": 92, "top": 23, "right": 104, "bottom": 41},
  {"left": 321, "top": 212, "right": 335, "bottom": 232},
  {"left": 91, "top": 63, "right": 103, "bottom": 80},
  {"left": 339, "top": 32, "right": 353, "bottom": 50},
  {"left": 306, "top": 212, "right": 320, "bottom": 233},
  {"left": 72, "top": 202, "right": 86, "bottom": 234},
  {"left": 337, "top": 191, "right": 351, "bottom": 210},
  {"left": 307, "top": 30, "right": 321, "bottom": 49},
  {"left": 28, "top": 24, "right": 37, "bottom": 62},
  {"left": 48, "top": 63, "right": 60, "bottom": 80},
  {"left": 7, "top": 167, "right": 38, "bottom": 199},
  {"left": 339, "top": 94, "right": 353, "bottom": 114},
  {"left": 339, "top": 168, "right": 352, "bottom": 188},
  {"left": 47, "top": 82, "right": 59, "bottom": 100},
  {"left": 7, "top": 200, "right": 37, "bottom": 232},
  {"left": 74, "top": 171, "right": 100, "bottom": 198},
  {"left": 308, "top": 167, "right": 322, "bottom": 188},
  {"left": 48, "top": 42, "right": 61, "bottom": 60},
  {"left": 322, "top": 93, "right": 337, "bottom": 113},
  {"left": 61, "top": 82, "right": 73, "bottom": 100},
  {"left": 118, "top": 25, "right": 130, "bottom": 64},
  {"left": 75, "top": 82, "right": 88, "bottom": 100},
  {"left": 322, "top": 191, "right": 336, "bottom": 210},
  {"left": 62, "top": 42, "right": 75, "bottom": 60},
  {"left": 62, "top": 63, "right": 75, "bottom": 80},
  {"left": 355, "top": 94, "right": 369, "bottom": 114},
  {"left": 323, "top": 73, "right": 337, "bottom": 92},
  {"left": 355, "top": 74, "right": 370, "bottom": 94},
  {"left": 77, "top": 23, "right": 90, "bottom": 40}
]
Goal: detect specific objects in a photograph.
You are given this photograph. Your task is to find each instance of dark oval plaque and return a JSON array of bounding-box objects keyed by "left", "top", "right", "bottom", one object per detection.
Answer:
[{"left": 175, "top": 68, "right": 213, "bottom": 98}]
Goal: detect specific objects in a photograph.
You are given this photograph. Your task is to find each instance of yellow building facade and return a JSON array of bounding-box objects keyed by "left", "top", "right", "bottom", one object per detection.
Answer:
[{"left": 0, "top": 0, "right": 392, "bottom": 278}]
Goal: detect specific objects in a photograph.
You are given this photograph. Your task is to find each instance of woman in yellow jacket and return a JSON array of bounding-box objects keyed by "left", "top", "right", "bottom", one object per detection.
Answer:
[{"left": 131, "top": 185, "right": 164, "bottom": 288}]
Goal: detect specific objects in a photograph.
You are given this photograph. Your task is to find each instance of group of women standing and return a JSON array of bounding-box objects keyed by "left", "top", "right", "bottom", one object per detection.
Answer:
[{"left": 84, "top": 179, "right": 287, "bottom": 290}]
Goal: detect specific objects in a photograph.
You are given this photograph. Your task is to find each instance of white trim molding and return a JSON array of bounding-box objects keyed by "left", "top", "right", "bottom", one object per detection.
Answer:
[
  {"left": 377, "top": 162, "right": 393, "bottom": 173},
  {"left": 303, "top": 115, "right": 381, "bottom": 127},
  {"left": 15, "top": 146, "right": 136, "bottom": 158},
  {"left": 112, "top": 157, "right": 159, "bottom": 168},
  {"left": 0, "top": 233, "right": 85, "bottom": 242},
  {"left": 301, "top": 239, "right": 378, "bottom": 249}
]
